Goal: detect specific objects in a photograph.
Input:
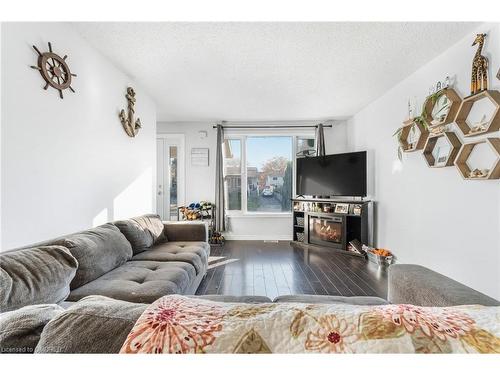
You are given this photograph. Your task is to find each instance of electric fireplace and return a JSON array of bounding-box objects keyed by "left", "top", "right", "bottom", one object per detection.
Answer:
[{"left": 307, "top": 215, "right": 346, "bottom": 250}]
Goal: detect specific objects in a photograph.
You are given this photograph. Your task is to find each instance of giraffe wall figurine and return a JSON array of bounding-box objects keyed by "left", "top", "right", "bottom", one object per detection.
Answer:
[{"left": 470, "top": 33, "right": 489, "bottom": 95}]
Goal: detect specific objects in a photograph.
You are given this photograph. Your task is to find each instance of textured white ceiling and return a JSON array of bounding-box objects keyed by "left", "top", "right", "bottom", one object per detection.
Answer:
[{"left": 71, "top": 22, "right": 479, "bottom": 121}]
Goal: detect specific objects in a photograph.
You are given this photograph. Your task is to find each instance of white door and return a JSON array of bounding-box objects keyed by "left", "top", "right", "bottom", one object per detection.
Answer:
[{"left": 156, "top": 135, "right": 185, "bottom": 221}]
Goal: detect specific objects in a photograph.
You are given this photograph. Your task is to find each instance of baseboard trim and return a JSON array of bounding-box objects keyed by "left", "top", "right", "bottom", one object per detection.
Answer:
[{"left": 222, "top": 234, "right": 292, "bottom": 241}]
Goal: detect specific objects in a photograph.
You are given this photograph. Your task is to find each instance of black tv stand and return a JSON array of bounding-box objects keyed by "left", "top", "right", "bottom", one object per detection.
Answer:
[{"left": 291, "top": 197, "right": 373, "bottom": 257}]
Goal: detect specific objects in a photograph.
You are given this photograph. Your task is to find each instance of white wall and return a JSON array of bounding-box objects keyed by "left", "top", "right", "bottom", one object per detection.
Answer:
[
  {"left": 157, "top": 121, "right": 349, "bottom": 240},
  {"left": 1, "top": 22, "right": 157, "bottom": 250},
  {"left": 347, "top": 23, "right": 500, "bottom": 299}
]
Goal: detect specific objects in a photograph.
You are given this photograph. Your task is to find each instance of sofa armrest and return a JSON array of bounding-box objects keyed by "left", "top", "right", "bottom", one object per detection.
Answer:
[
  {"left": 162, "top": 221, "right": 208, "bottom": 242},
  {"left": 388, "top": 264, "right": 499, "bottom": 307}
]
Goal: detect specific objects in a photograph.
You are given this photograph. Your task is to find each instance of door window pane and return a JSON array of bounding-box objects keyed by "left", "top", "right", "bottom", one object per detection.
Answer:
[
  {"left": 169, "top": 146, "right": 178, "bottom": 220},
  {"left": 246, "top": 136, "right": 292, "bottom": 212},
  {"left": 224, "top": 139, "right": 241, "bottom": 210}
]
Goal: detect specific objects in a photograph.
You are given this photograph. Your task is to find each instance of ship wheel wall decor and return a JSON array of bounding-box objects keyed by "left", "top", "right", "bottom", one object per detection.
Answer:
[{"left": 30, "top": 42, "right": 77, "bottom": 99}]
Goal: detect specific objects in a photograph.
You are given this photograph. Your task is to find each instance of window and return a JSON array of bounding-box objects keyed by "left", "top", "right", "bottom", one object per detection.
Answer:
[
  {"left": 223, "top": 139, "right": 241, "bottom": 210},
  {"left": 296, "top": 137, "right": 316, "bottom": 158},
  {"left": 224, "top": 134, "right": 315, "bottom": 214},
  {"left": 247, "top": 136, "right": 293, "bottom": 212}
]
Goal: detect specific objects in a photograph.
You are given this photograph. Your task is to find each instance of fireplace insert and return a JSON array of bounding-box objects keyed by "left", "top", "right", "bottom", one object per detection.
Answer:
[{"left": 307, "top": 214, "right": 346, "bottom": 250}]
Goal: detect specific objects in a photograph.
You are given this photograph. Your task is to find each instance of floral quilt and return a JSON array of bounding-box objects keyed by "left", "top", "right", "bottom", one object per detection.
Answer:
[{"left": 120, "top": 295, "right": 500, "bottom": 354}]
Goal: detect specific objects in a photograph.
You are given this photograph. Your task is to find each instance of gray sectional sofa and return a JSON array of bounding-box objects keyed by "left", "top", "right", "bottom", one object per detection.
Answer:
[
  {"left": 1, "top": 214, "right": 498, "bottom": 353},
  {"left": 2, "top": 274, "right": 497, "bottom": 354},
  {"left": 0, "top": 214, "right": 209, "bottom": 310}
]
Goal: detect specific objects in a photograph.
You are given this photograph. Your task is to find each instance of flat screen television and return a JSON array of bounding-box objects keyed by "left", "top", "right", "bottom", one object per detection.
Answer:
[{"left": 296, "top": 151, "right": 367, "bottom": 197}]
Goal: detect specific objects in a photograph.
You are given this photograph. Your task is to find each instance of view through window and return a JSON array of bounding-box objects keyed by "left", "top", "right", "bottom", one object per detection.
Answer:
[
  {"left": 296, "top": 138, "right": 316, "bottom": 158},
  {"left": 224, "top": 135, "right": 315, "bottom": 213},
  {"left": 247, "top": 136, "right": 292, "bottom": 212}
]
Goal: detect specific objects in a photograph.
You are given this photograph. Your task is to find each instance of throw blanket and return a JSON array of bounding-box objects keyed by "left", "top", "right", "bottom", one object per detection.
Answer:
[{"left": 120, "top": 295, "right": 500, "bottom": 354}]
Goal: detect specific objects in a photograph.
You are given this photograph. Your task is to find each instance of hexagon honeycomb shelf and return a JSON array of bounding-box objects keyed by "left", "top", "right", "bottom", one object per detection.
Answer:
[
  {"left": 399, "top": 119, "right": 429, "bottom": 153},
  {"left": 454, "top": 138, "right": 500, "bottom": 180},
  {"left": 455, "top": 90, "right": 500, "bottom": 137},
  {"left": 422, "top": 131, "right": 462, "bottom": 168},
  {"left": 422, "top": 88, "right": 462, "bottom": 130}
]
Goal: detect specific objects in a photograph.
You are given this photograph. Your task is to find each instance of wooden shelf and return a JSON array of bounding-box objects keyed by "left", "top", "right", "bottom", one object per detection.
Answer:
[
  {"left": 454, "top": 138, "right": 500, "bottom": 180},
  {"left": 423, "top": 88, "right": 462, "bottom": 128},
  {"left": 455, "top": 90, "right": 500, "bottom": 137},
  {"left": 292, "top": 198, "right": 369, "bottom": 203},
  {"left": 422, "top": 131, "right": 462, "bottom": 168},
  {"left": 399, "top": 119, "right": 429, "bottom": 152},
  {"left": 292, "top": 199, "right": 372, "bottom": 256}
]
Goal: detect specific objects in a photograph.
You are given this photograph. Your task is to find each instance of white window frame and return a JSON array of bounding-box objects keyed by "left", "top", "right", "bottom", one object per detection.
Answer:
[{"left": 224, "top": 130, "right": 315, "bottom": 218}]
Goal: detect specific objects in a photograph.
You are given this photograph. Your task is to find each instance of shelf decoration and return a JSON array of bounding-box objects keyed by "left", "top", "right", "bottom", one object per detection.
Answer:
[
  {"left": 398, "top": 118, "right": 429, "bottom": 154},
  {"left": 470, "top": 33, "right": 489, "bottom": 95},
  {"left": 30, "top": 42, "right": 77, "bottom": 99},
  {"left": 454, "top": 138, "right": 500, "bottom": 180},
  {"left": 422, "top": 88, "right": 461, "bottom": 136},
  {"left": 455, "top": 90, "right": 500, "bottom": 137},
  {"left": 422, "top": 131, "right": 462, "bottom": 168}
]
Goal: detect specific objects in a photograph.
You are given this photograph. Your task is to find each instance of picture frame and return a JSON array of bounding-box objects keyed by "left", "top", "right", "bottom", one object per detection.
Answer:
[
  {"left": 352, "top": 204, "right": 362, "bottom": 216},
  {"left": 437, "top": 155, "right": 448, "bottom": 165},
  {"left": 191, "top": 148, "right": 209, "bottom": 166},
  {"left": 433, "top": 145, "right": 450, "bottom": 167},
  {"left": 334, "top": 203, "right": 349, "bottom": 214}
]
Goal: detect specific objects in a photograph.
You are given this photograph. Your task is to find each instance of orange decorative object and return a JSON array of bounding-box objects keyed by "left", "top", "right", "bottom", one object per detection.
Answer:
[{"left": 370, "top": 248, "right": 392, "bottom": 257}]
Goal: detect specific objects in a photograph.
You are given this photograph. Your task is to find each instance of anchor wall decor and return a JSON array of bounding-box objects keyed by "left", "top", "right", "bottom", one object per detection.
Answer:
[{"left": 119, "top": 87, "right": 141, "bottom": 137}]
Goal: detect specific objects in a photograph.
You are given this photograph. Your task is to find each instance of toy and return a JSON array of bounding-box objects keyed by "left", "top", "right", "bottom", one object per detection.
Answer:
[
  {"left": 180, "top": 201, "right": 214, "bottom": 221},
  {"left": 210, "top": 231, "right": 225, "bottom": 245}
]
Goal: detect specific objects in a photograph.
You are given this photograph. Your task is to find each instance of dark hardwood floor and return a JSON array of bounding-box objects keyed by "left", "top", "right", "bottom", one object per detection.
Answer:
[{"left": 196, "top": 241, "right": 388, "bottom": 300}]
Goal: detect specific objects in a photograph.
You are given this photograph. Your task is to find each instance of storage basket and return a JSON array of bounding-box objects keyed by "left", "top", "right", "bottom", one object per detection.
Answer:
[
  {"left": 296, "top": 232, "right": 305, "bottom": 242},
  {"left": 296, "top": 217, "right": 305, "bottom": 226},
  {"left": 367, "top": 250, "right": 394, "bottom": 265}
]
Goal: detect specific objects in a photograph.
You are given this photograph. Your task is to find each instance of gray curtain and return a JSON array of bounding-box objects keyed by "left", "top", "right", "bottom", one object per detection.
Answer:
[
  {"left": 214, "top": 124, "right": 226, "bottom": 232},
  {"left": 315, "top": 123, "right": 326, "bottom": 156}
]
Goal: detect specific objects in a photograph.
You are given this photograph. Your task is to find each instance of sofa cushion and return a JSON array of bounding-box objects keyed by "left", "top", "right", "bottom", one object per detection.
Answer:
[
  {"left": 67, "top": 261, "right": 196, "bottom": 304},
  {"left": 130, "top": 241, "right": 208, "bottom": 275},
  {"left": 52, "top": 224, "right": 133, "bottom": 289},
  {"left": 0, "top": 246, "right": 78, "bottom": 312},
  {"left": 0, "top": 304, "right": 64, "bottom": 353},
  {"left": 35, "top": 296, "right": 147, "bottom": 354},
  {"left": 114, "top": 214, "right": 165, "bottom": 254},
  {"left": 272, "top": 294, "right": 388, "bottom": 305}
]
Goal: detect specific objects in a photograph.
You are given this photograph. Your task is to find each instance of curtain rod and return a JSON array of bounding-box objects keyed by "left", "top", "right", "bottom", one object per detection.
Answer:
[{"left": 212, "top": 124, "right": 332, "bottom": 129}]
